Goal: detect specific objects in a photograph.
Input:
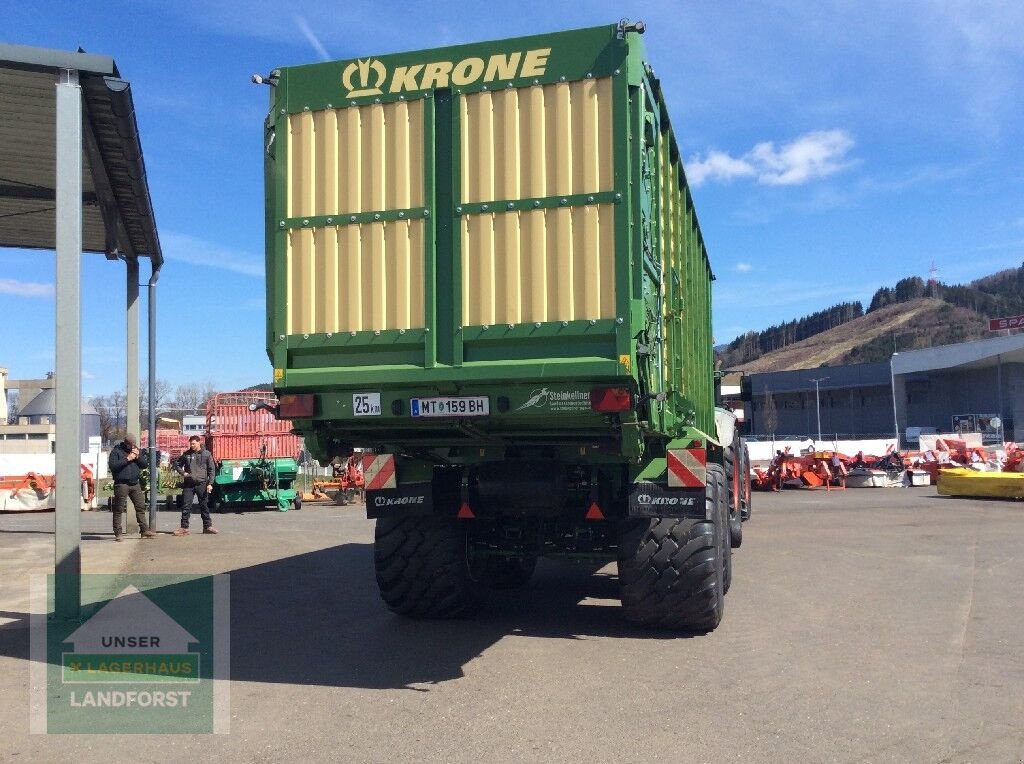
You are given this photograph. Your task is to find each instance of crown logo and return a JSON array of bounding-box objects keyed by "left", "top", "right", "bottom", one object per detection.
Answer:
[{"left": 341, "top": 58, "right": 387, "bottom": 98}]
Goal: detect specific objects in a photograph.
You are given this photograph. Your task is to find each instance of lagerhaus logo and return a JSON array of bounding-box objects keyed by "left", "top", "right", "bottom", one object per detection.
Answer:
[
  {"left": 31, "top": 574, "right": 230, "bottom": 734},
  {"left": 341, "top": 47, "right": 552, "bottom": 98}
]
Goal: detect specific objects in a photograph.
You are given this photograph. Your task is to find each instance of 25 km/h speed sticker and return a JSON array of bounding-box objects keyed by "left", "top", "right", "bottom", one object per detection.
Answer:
[{"left": 352, "top": 393, "right": 381, "bottom": 416}]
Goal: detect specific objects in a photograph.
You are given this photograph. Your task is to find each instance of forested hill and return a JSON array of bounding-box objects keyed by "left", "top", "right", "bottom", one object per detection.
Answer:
[{"left": 719, "top": 263, "right": 1024, "bottom": 371}]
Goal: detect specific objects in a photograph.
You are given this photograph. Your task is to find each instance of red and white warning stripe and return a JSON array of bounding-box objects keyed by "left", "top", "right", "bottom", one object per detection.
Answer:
[
  {"left": 667, "top": 448, "right": 707, "bottom": 488},
  {"left": 361, "top": 454, "right": 397, "bottom": 490}
]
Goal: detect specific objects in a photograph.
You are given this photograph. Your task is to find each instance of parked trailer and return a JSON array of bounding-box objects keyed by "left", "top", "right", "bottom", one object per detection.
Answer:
[
  {"left": 258, "top": 21, "right": 750, "bottom": 629},
  {"left": 205, "top": 392, "right": 302, "bottom": 511},
  {"left": 142, "top": 428, "right": 190, "bottom": 460}
]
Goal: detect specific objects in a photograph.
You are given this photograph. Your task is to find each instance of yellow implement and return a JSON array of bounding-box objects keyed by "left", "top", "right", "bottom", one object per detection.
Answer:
[{"left": 937, "top": 468, "right": 1024, "bottom": 499}]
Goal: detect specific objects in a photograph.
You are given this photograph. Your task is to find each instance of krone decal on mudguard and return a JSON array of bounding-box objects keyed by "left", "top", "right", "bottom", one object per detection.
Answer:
[
  {"left": 629, "top": 481, "right": 706, "bottom": 519},
  {"left": 366, "top": 483, "right": 434, "bottom": 519}
]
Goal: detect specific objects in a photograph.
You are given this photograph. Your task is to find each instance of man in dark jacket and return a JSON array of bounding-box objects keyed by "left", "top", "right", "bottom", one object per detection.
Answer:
[
  {"left": 173, "top": 436, "right": 218, "bottom": 535},
  {"left": 108, "top": 433, "right": 156, "bottom": 541}
]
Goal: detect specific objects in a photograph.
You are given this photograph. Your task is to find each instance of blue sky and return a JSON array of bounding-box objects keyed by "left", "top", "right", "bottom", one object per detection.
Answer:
[{"left": 3, "top": 0, "right": 1022, "bottom": 397}]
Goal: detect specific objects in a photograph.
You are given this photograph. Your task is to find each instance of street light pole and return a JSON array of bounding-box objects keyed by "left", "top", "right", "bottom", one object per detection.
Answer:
[
  {"left": 809, "top": 377, "right": 830, "bottom": 443},
  {"left": 890, "top": 353, "right": 900, "bottom": 447}
]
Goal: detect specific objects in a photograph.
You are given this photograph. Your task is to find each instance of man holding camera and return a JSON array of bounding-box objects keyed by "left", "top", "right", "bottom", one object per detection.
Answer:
[{"left": 108, "top": 433, "right": 156, "bottom": 541}]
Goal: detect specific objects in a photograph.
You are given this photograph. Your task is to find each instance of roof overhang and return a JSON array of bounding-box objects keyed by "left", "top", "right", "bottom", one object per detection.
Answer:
[
  {"left": 0, "top": 43, "right": 162, "bottom": 266},
  {"left": 892, "top": 333, "right": 1024, "bottom": 375}
]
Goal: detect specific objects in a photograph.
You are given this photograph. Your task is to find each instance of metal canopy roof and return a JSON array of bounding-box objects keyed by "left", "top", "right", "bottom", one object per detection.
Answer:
[
  {"left": 892, "top": 332, "right": 1024, "bottom": 375},
  {"left": 0, "top": 43, "right": 162, "bottom": 264}
]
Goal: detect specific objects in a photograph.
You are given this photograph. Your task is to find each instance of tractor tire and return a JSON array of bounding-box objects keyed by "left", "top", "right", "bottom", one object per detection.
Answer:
[
  {"left": 725, "top": 439, "right": 743, "bottom": 549},
  {"left": 739, "top": 441, "right": 753, "bottom": 521},
  {"left": 374, "top": 516, "right": 483, "bottom": 618},
  {"left": 483, "top": 556, "right": 537, "bottom": 590},
  {"left": 717, "top": 464, "right": 733, "bottom": 596},
  {"left": 293, "top": 495, "right": 302, "bottom": 510},
  {"left": 617, "top": 463, "right": 728, "bottom": 631}
]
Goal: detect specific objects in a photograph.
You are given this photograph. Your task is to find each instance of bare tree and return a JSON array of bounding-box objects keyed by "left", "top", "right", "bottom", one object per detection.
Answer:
[
  {"left": 173, "top": 380, "right": 217, "bottom": 416},
  {"left": 6, "top": 390, "right": 19, "bottom": 424},
  {"left": 140, "top": 378, "right": 173, "bottom": 427},
  {"left": 90, "top": 390, "right": 127, "bottom": 444}
]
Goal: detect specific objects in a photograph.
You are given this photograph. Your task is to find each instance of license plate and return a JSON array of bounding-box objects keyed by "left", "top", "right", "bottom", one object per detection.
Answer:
[{"left": 410, "top": 396, "right": 489, "bottom": 417}]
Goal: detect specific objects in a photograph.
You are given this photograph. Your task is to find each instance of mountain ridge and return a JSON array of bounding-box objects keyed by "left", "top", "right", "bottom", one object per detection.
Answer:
[{"left": 719, "top": 264, "right": 1023, "bottom": 373}]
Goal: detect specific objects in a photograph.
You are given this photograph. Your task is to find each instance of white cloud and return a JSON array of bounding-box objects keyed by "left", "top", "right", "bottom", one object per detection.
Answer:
[
  {"left": 81, "top": 370, "right": 97, "bottom": 380},
  {"left": 688, "top": 130, "right": 856, "bottom": 187},
  {"left": 295, "top": 15, "right": 330, "bottom": 61},
  {"left": 735, "top": 263, "right": 753, "bottom": 273},
  {"left": 687, "top": 150, "right": 756, "bottom": 185},
  {"left": 0, "top": 278, "right": 54, "bottom": 298},
  {"left": 161, "top": 231, "right": 263, "bottom": 277}
]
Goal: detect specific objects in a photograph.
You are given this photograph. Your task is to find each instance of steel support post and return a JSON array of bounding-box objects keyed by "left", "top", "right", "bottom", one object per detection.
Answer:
[
  {"left": 127, "top": 258, "right": 140, "bottom": 438},
  {"left": 54, "top": 68, "right": 82, "bottom": 620},
  {"left": 148, "top": 268, "right": 158, "bottom": 529}
]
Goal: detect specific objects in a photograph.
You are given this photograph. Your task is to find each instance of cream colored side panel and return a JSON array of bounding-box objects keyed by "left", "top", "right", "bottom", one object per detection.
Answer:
[
  {"left": 461, "top": 78, "right": 614, "bottom": 202},
  {"left": 288, "top": 112, "right": 315, "bottom": 218},
  {"left": 287, "top": 228, "right": 314, "bottom": 334},
  {"left": 385, "top": 101, "right": 410, "bottom": 211},
  {"left": 407, "top": 220, "right": 425, "bottom": 329},
  {"left": 367, "top": 221, "right": 386, "bottom": 328},
  {"left": 522, "top": 86, "right": 547, "bottom": 199},
  {"left": 549, "top": 206, "right": 573, "bottom": 319},
  {"left": 384, "top": 219, "right": 407, "bottom": 328},
  {"left": 525, "top": 209, "right": 547, "bottom": 321},
  {"left": 407, "top": 99, "right": 425, "bottom": 208},
  {"left": 598, "top": 207, "right": 616, "bottom": 318},
  {"left": 287, "top": 221, "right": 425, "bottom": 335},
  {"left": 549, "top": 83, "right": 572, "bottom": 197},
  {"left": 286, "top": 99, "right": 427, "bottom": 336},
  {"left": 458, "top": 79, "right": 616, "bottom": 325},
  {"left": 577, "top": 206, "right": 599, "bottom": 318},
  {"left": 313, "top": 227, "right": 337, "bottom": 333},
  {"left": 461, "top": 205, "right": 616, "bottom": 326},
  {"left": 340, "top": 108, "right": 362, "bottom": 213},
  {"left": 293, "top": 102, "right": 427, "bottom": 217},
  {"left": 364, "top": 104, "right": 386, "bottom": 212},
  {"left": 313, "top": 110, "right": 337, "bottom": 216},
  {"left": 494, "top": 89, "right": 521, "bottom": 201},
  {"left": 461, "top": 215, "right": 496, "bottom": 326},
  {"left": 596, "top": 77, "right": 614, "bottom": 190},
  {"left": 498, "top": 212, "right": 521, "bottom": 324},
  {"left": 342, "top": 225, "right": 362, "bottom": 329}
]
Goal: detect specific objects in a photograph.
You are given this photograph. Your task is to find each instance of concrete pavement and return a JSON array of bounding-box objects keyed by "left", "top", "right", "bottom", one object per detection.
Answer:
[{"left": 1, "top": 488, "right": 1022, "bottom": 761}]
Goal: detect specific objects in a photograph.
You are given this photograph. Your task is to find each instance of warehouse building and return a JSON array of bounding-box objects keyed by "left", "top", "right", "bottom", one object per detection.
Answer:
[
  {"left": 741, "top": 362, "right": 894, "bottom": 440},
  {"left": 741, "top": 333, "right": 1024, "bottom": 445},
  {"left": 892, "top": 332, "right": 1023, "bottom": 445}
]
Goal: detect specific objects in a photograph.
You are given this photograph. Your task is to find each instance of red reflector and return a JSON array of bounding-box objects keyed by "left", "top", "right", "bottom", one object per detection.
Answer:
[
  {"left": 457, "top": 503, "right": 475, "bottom": 519},
  {"left": 590, "top": 387, "right": 632, "bottom": 412},
  {"left": 278, "top": 394, "right": 315, "bottom": 418},
  {"left": 585, "top": 502, "right": 605, "bottom": 520}
]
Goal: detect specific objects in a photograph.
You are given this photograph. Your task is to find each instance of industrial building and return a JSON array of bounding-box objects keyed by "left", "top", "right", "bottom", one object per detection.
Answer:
[
  {"left": 741, "top": 362, "right": 894, "bottom": 440},
  {"left": 741, "top": 333, "right": 1024, "bottom": 445},
  {"left": 0, "top": 368, "right": 101, "bottom": 453}
]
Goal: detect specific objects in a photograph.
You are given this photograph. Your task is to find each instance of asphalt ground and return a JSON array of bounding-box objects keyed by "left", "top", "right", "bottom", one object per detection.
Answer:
[{"left": 1, "top": 487, "right": 1022, "bottom": 762}]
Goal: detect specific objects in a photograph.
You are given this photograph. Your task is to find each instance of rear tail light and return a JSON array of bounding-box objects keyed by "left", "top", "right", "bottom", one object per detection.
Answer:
[
  {"left": 590, "top": 387, "right": 632, "bottom": 412},
  {"left": 278, "top": 394, "right": 315, "bottom": 418}
]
